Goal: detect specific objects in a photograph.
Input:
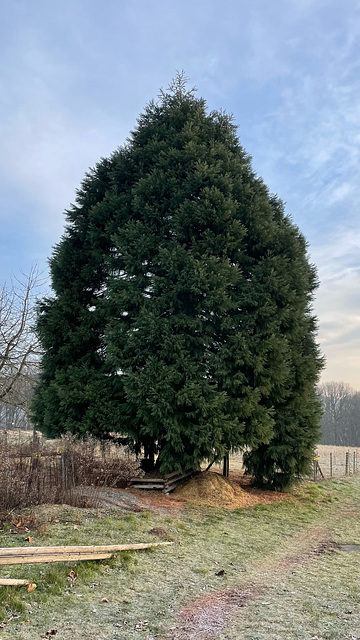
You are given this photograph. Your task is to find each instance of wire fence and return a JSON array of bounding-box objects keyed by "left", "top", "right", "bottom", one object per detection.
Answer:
[{"left": 313, "top": 445, "right": 360, "bottom": 481}]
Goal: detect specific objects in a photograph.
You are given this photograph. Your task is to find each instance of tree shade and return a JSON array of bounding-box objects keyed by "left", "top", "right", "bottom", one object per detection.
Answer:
[{"left": 32, "top": 76, "right": 323, "bottom": 488}]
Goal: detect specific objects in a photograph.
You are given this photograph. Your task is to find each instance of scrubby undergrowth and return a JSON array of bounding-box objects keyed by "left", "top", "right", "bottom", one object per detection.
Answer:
[{"left": 0, "top": 433, "right": 142, "bottom": 513}]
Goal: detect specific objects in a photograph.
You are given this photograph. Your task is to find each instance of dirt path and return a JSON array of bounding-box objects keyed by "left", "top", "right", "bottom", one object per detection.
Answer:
[{"left": 164, "top": 525, "right": 336, "bottom": 639}]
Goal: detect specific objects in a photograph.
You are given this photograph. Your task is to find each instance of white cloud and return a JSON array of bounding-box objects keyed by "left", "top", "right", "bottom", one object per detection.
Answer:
[{"left": 312, "top": 229, "right": 360, "bottom": 390}]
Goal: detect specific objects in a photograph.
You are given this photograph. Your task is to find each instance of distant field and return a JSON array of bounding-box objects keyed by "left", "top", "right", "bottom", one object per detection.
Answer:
[
  {"left": 316, "top": 443, "right": 360, "bottom": 477},
  {"left": 213, "top": 443, "right": 360, "bottom": 479}
]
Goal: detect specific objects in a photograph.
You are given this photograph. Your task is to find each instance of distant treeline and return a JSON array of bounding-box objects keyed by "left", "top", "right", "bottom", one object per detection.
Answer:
[{"left": 318, "top": 382, "right": 360, "bottom": 447}]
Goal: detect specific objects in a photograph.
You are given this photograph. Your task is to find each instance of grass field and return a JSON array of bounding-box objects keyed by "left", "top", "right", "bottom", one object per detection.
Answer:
[{"left": 1, "top": 475, "right": 360, "bottom": 639}]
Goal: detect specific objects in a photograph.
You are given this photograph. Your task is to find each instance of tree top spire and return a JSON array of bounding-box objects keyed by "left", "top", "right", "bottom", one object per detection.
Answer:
[{"left": 158, "top": 70, "right": 196, "bottom": 103}]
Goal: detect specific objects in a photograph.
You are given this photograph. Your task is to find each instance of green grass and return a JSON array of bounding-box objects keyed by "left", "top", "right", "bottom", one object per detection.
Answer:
[{"left": 0, "top": 477, "right": 360, "bottom": 639}]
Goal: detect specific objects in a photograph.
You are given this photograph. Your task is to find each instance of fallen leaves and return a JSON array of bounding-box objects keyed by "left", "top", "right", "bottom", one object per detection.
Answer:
[{"left": 27, "top": 583, "right": 37, "bottom": 592}]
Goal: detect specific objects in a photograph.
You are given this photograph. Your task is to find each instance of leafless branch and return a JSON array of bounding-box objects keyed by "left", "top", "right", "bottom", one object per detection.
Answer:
[{"left": 0, "top": 266, "right": 43, "bottom": 407}]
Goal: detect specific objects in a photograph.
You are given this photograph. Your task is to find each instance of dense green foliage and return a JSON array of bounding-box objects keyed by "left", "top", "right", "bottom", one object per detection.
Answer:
[{"left": 32, "top": 77, "right": 323, "bottom": 487}]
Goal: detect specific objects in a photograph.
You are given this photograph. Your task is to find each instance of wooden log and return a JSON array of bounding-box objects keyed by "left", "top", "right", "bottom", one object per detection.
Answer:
[{"left": 0, "top": 578, "right": 30, "bottom": 585}]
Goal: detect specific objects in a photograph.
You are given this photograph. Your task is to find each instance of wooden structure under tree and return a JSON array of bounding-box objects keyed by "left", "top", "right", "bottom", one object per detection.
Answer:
[{"left": 129, "top": 468, "right": 194, "bottom": 492}]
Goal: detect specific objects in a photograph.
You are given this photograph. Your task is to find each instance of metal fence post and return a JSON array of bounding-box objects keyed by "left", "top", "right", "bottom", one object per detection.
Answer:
[{"left": 330, "top": 452, "right": 333, "bottom": 478}]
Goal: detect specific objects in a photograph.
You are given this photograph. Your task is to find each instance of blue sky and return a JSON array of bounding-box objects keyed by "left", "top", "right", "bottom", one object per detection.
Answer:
[{"left": 1, "top": 0, "right": 359, "bottom": 388}]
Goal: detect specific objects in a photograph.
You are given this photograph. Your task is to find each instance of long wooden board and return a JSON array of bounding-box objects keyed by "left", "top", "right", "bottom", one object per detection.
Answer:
[
  {"left": 0, "top": 579, "right": 30, "bottom": 585},
  {"left": 0, "top": 553, "right": 113, "bottom": 565},
  {"left": 0, "top": 541, "right": 173, "bottom": 566},
  {"left": 0, "top": 542, "right": 172, "bottom": 556},
  {"left": 130, "top": 469, "right": 194, "bottom": 492}
]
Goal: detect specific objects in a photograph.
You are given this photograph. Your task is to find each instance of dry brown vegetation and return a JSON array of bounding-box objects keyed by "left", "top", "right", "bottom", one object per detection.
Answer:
[{"left": 0, "top": 432, "right": 142, "bottom": 514}]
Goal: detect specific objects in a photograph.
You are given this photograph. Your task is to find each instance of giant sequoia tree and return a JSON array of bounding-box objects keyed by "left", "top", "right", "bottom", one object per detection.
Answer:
[{"left": 32, "top": 77, "right": 323, "bottom": 487}]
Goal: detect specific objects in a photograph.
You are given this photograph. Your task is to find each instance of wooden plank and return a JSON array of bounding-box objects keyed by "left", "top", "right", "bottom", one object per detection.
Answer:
[
  {"left": 130, "top": 477, "right": 164, "bottom": 484},
  {"left": 164, "top": 470, "right": 181, "bottom": 480},
  {"left": 165, "top": 471, "right": 193, "bottom": 485},
  {"left": 0, "top": 553, "right": 112, "bottom": 565},
  {"left": 130, "top": 484, "right": 165, "bottom": 489},
  {"left": 164, "top": 473, "right": 193, "bottom": 492},
  {"left": 130, "top": 480, "right": 165, "bottom": 485},
  {"left": 0, "top": 578, "right": 30, "bottom": 586},
  {"left": 130, "top": 483, "right": 165, "bottom": 490},
  {"left": 165, "top": 471, "right": 192, "bottom": 483},
  {"left": 131, "top": 469, "right": 193, "bottom": 482},
  {"left": 0, "top": 542, "right": 173, "bottom": 557}
]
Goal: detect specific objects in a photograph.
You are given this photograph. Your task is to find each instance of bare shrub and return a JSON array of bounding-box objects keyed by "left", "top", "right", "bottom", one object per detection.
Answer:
[
  {"left": 0, "top": 433, "right": 142, "bottom": 514},
  {"left": 60, "top": 435, "right": 143, "bottom": 488}
]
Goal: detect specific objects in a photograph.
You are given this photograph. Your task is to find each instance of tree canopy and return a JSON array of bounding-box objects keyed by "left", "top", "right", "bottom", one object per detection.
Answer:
[{"left": 32, "top": 76, "right": 323, "bottom": 488}]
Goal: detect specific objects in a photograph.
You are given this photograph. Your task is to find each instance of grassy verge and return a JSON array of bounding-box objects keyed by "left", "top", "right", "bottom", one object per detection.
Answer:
[{"left": 0, "top": 478, "right": 359, "bottom": 639}]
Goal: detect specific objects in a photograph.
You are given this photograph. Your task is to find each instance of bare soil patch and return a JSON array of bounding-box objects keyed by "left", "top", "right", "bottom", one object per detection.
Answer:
[
  {"left": 173, "top": 584, "right": 266, "bottom": 639},
  {"left": 78, "top": 484, "right": 187, "bottom": 514}
]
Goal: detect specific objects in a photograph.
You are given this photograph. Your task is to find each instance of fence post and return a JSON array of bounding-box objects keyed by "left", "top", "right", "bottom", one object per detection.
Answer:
[
  {"left": 345, "top": 451, "right": 349, "bottom": 476},
  {"left": 61, "top": 452, "right": 68, "bottom": 489},
  {"left": 330, "top": 452, "right": 333, "bottom": 478},
  {"left": 353, "top": 451, "right": 356, "bottom": 475},
  {"left": 313, "top": 456, "right": 318, "bottom": 482}
]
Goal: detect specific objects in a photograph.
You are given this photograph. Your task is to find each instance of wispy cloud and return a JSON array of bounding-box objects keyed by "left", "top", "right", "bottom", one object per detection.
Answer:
[{"left": 312, "top": 230, "right": 360, "bottom": 389}]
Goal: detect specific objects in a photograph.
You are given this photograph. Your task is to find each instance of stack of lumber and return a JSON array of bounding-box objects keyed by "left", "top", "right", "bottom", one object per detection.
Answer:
[
  {"left": 130, "top": 469, "right": 193, "bottom": 492},
  {"left": 0, "top": 541, "right": 173, "bottom": 565}
]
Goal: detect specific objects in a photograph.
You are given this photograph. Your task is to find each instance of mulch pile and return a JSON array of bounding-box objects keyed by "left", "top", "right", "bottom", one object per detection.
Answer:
[{"left": 173, "top": 470, "right": 287, "bottom": 509}]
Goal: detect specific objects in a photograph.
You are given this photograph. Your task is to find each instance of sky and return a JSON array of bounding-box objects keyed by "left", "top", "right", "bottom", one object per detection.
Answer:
[{"left": 0, "top": 0, "right": 359, "bottom": 389}]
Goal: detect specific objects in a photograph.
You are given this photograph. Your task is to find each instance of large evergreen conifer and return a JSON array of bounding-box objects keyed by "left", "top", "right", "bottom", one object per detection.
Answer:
[{"left": 33, "top": 75, "right": 323, "bottom": 486}]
